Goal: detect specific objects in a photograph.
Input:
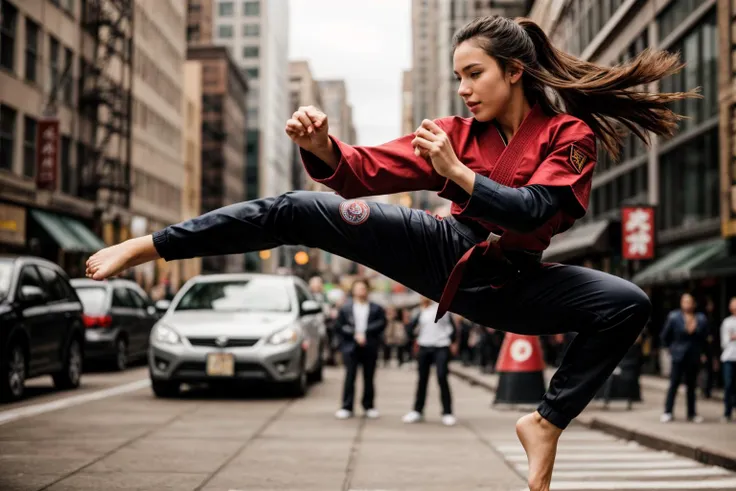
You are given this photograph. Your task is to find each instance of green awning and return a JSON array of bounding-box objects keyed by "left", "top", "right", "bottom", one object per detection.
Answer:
[
  {"left": 30, "top": 210, "right": 105, "bottom": 253},
  {"left": 631, "top": 238, "right": 727, "bottom": 287},
  {"left": 542, "top": 219, "right": 611, "bottom": 263}
]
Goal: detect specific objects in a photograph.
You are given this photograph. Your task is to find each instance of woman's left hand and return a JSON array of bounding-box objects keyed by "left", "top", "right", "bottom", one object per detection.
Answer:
[{"left": 412, "top": 120, "right": 464, "bottom": 179}]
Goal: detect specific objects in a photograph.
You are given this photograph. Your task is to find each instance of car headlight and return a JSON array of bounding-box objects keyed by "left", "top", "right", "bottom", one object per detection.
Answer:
[
  {"left": 152, "top": 324, "right": 182, "bottom": 345},
  {"left": 267, "top": 326, "right": 299, "bottom": 345}
]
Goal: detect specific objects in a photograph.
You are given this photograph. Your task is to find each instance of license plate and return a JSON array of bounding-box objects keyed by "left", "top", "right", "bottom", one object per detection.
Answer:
[{"left": 206, "top": 352, "right": 234, "bottom": 376}]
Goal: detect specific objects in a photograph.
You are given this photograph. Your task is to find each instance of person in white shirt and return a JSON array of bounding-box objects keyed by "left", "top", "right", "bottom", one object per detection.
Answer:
[
  {"left": 720, "top": 297, "right": 736, "bottom": 422},
  {"left": 333, "top": 279, "right": 386, "bottom": 420},
  {"left": 403, "top": 296, "right": 459, "bottom": 426}
]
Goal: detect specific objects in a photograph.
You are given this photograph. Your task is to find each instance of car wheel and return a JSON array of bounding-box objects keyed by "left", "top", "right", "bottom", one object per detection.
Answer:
[
  {"left": 113, "top": 338, "right": 128, "bottom": 371},
  {"left": 151, "top": 378, "right": 179, "bottom": 398},
  {"left": 307, "top": 347, "right": 323, "bottom": 384},
  {"left": 287, "top": 359, "right": 308, "bottom": 398},
  {"left": 0, "top": 342, "right": 26, "bottom": 402},
  {"left": 53, "top": 338, "right": 83, "bottom": 390}
]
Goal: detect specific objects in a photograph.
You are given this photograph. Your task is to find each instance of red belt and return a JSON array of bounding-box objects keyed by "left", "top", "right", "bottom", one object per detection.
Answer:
[{"left": 435, "top": 232, "right": 508, "bottom": 322}]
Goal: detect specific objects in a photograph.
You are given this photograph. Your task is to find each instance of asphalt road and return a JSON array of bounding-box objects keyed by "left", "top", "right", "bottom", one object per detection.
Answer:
[{"left": 1, "top": 363, "right": 735, "bottom": 491}]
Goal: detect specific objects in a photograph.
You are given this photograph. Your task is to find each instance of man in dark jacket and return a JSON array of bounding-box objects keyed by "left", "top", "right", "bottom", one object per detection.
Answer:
[{"left": 334, "top": 278, "right": 386, "bottom": 419}]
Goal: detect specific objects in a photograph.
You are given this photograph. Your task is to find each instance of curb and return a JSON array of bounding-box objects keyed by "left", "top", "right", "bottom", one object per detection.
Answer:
[{"left": 449, "top": 367, "right": 736, "bottom": 472}]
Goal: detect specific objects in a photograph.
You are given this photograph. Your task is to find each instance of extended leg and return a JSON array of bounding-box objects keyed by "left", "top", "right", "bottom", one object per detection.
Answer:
[{"left": 87, "top": 191, "right": 471, "bottom": 301}]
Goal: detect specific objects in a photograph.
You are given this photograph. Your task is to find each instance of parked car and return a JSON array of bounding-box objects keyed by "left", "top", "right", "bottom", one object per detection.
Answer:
[
  {"left": 70, "top": 278, "right": 160, "bottom": 371},
  {"left": 0, "top": 255, "right": 85, "bottom": 402},
  {"left": 149, "top": 273, "right": 326, "bottom": 398}
]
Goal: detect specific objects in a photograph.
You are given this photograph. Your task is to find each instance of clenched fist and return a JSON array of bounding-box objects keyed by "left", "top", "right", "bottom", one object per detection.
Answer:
[
  {"left": 411, "top": 119, "right": 463, "bottom": 179},
  {"left": 285, "top": 105, "right": 330, "bottom": 154}
]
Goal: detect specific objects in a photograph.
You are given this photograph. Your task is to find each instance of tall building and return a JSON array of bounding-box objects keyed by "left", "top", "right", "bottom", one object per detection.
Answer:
[
  {"left": 180, "top": 60, "right": 204, "bottom": 283},
  {"left": 187, "top": 45, "right": 248, "bottom": 274},
  {"left": 288, "top": 61, "right": 324, "bottom": 193},
  {"left": 412, "top": 0, "right": 439, "bottom": 128},
  {"left": 0, "top": 0, "right": 129, "bottom": 277},
  {"left": 131, "top": 0, "right": 188, "bottom": 290},
  {"left": 208, "top": 0, "right": 289, "bottom": 272},
  {"left": 287, "top": 60, "right": 324, "bottom": 276},
  {"left": 529, "top": 0, "right": 724, "bottom": 330}
]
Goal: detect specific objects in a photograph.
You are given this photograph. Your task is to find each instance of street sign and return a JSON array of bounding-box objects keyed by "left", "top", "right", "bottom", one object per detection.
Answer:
[
  {"left": 36, "top": 118, "right": 59, "bottom": 191},
  {"left": 621, "top": 206, "right": 655, "bottom": 260}
]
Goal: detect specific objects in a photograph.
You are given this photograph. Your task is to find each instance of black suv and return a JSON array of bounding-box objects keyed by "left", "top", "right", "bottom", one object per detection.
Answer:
[{"left": 0, "top": 255, "right": 85, "bottom": 401}]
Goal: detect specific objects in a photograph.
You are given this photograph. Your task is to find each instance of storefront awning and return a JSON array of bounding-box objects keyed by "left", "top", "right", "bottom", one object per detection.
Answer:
[
  {"left": 630, "top": 237, "right": 727, "bottom": 287},
  {"left": 542, "top": 219, "right": 611, "bottom": 263},
  {"left": 30, "top": 210, "right": 106, "bottom": 253}
]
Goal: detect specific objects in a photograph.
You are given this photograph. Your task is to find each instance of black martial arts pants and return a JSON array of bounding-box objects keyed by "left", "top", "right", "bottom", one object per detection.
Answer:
[
  {"left": 414, "top": 346, "right": 453, "bottom": 415},
  {"left": 341, "top": 345, "right": 378, "bottom": 412},
  {"left": 153, "top": 191, "right": 651, "bottom": 430}
]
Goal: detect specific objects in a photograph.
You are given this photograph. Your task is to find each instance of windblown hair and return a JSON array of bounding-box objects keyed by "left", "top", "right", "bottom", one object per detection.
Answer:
[{"left": 452, "top": 16, "right": 700, "bottom": 160}]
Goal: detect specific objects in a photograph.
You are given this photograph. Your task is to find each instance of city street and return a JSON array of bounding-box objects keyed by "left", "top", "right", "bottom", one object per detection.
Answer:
[{"left": 1, "top": 365, "right": 735, "bottom": 491}]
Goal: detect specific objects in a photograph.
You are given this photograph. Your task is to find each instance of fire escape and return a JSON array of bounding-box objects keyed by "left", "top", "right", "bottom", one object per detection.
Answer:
[{"left": 78, "top": 0, "right": 134, "bottom": 227}]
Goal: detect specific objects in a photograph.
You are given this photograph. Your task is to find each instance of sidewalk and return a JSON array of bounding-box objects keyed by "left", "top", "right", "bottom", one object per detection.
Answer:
[{"left": 450, "top": 362, "right": 736, "bottom": 472}]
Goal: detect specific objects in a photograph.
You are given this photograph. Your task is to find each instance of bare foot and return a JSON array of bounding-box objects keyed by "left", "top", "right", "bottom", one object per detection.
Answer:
[
  {"left": 516, "top": 411, "right": 562, "bottom": 491},
  {"left": 85, "top": 236, "right": 159, "bottom": 280}
]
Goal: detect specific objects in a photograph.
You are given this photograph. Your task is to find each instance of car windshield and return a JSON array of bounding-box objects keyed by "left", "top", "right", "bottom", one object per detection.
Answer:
[
  {"left": 75, "top": 286, "right": 108, "bottom": 314},
  {"left": 174, "top": 279, "right": 293, "bottom": 313},
  {"left": 0, "top": 261, "right": 11, "bottom": 301}
]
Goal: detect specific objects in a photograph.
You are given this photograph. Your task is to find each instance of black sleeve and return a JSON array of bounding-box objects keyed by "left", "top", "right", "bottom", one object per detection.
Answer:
[{"left": 459, "top": 174, "right": 575, "bottom": 233}]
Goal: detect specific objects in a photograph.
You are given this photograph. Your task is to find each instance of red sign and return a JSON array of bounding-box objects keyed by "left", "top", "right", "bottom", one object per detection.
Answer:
[
  {"left": 621, "top": 206, "right": 655, "bottom": 260},
  {"left": 36, "top": 118, "right": 59, "bottom": 191}
]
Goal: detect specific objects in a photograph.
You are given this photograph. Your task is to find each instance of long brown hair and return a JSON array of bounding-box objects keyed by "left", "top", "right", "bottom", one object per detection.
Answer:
[{"left": 452, "top": 16, "right": 700, "bottom": 160}]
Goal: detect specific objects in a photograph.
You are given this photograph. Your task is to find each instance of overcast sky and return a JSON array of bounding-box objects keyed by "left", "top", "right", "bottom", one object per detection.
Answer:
[{"left": 288, "top": 0, "right": 412, "bottom": 146}]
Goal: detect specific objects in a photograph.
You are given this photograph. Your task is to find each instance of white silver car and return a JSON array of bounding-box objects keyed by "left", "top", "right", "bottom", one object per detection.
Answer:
[{"left": 148, "top": 273, "right": 326, "bottom": 398}]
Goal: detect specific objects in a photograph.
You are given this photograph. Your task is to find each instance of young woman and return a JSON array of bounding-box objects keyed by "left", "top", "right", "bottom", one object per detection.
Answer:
[{"left": 85, "top": 16, "right": 696, "bottom": 491}]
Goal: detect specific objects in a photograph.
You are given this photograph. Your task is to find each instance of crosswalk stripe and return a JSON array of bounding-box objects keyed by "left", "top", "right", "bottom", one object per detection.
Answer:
[
  {"left": 550, "top": 467, "right": 731, "bottom": 479},
  {"left": 497, "top": 444, "right": 646, "bottom": 453},
  {"left": 516, "top": 478, "right": 736, "bottom": 489},
  {"left": 514, "top": 461, "right": 705, "bottom": 471},
  {"left": 506, "top": 453, "right": 678, "bottom": 463}
]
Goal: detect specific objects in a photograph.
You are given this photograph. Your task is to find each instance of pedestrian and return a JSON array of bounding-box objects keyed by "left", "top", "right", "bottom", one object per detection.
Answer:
[
  {"left": 332, "top": 278, "right": 386, "bottom": 419},
  {"left": 720, "top": 297, "right": 736, "bottom": 422},
  {"left": 383, "top": 305, "right": 408, "bottom": 367},
  {"left": 660, "top": 293, "right": 709, "bottom": 423},
  {"left": 84, "top": 15, "right": 696, "bottom": 491},
  {"left": 402, "top": 297, "right": 458, "bottom": 426}
]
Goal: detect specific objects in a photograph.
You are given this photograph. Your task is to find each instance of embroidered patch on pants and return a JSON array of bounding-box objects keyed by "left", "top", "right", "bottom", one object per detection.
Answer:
[{"left": 339, "top": 200, "right": 370, "bottom": 225}]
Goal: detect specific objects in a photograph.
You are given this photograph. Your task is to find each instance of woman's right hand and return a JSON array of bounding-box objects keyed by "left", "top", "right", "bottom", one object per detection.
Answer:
[{"left": 285, "top": 105, "right": 330, "bottom": 154}]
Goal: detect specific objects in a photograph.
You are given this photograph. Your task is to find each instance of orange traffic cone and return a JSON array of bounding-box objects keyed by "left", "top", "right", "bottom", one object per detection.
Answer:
[{"left": 493, "top": 333, "right": 546, "bottom": 405}]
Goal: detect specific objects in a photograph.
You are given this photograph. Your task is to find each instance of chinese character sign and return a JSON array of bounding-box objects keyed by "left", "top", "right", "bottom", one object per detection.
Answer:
[
  {"left": 621, "top": 206, "right": 655, "bottom": 260},
  {"left": 36, "top": 118, "right": 59, "bottom": 191}
]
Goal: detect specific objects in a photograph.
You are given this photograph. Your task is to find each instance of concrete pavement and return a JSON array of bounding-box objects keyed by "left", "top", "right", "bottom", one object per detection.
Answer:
[
  {"left": 450, "top": 362, "right": 736, "bottom": 472},
  {"left": 0, "top": 365, "right": 523, "bottom": 491}
]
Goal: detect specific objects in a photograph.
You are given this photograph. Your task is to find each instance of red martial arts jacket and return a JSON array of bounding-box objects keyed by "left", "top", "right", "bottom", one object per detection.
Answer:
[{"left": 300, "top": 103, "right": 597, "bottom": 318}]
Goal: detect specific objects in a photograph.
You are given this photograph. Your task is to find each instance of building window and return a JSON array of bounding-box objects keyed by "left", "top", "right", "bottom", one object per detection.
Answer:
[
  {"left": 0, "top": 0, "right": 18, "bottom": 71},
  {"left": 245, "top": 67, "right": 258, "bottom": 79},
  {"left": 22, "top": 116, "right": 36, "bottom": 178},
  {"left": 658, "top": 128, "right": 718, "bottom": 230},
  {"left": 0, "top": 104, "right": 15, "bottom": 171},
  {"left": 218, "top": 24, "right": 233, "bottom": 38},
  {"left": 63, "top": 47, "right": 73, "bottom": 104},
  {"left": 242, "top": 46, "right": 259, "bottom": 58},
  {"left": 244, "top": 1, "right": 259, "bottom": 15},
  {"left": 25, "top": 18, "right": 39, "bottom": 82},
  {"left": 242, "top": 23, "right": 259, "bottom": 36},
  {"left": 218, "top": 1, "right": 234, "bottom": 16},
  {"left": 60, "top": 135, "right": 72, "bottom": 194},
  {"left": 187, "top": 25, "right": 200, "bottom": 42},
  {"left": 661, "top": 11, "right": 717, "bottom": 130},
  {"left": 49, "top": 36, "right": 60, "bottom": 97},
  {"left": 658, "top": 0, "right": 701, "bottom": 42}
]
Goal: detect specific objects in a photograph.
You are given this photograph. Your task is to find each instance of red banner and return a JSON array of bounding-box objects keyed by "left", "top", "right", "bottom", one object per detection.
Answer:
[
  {"left": 36, "top": 118, "right": 59, "bottom": 191},
  {"left": 621, "top": 206, "right": 655, "bottom": 260}
]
